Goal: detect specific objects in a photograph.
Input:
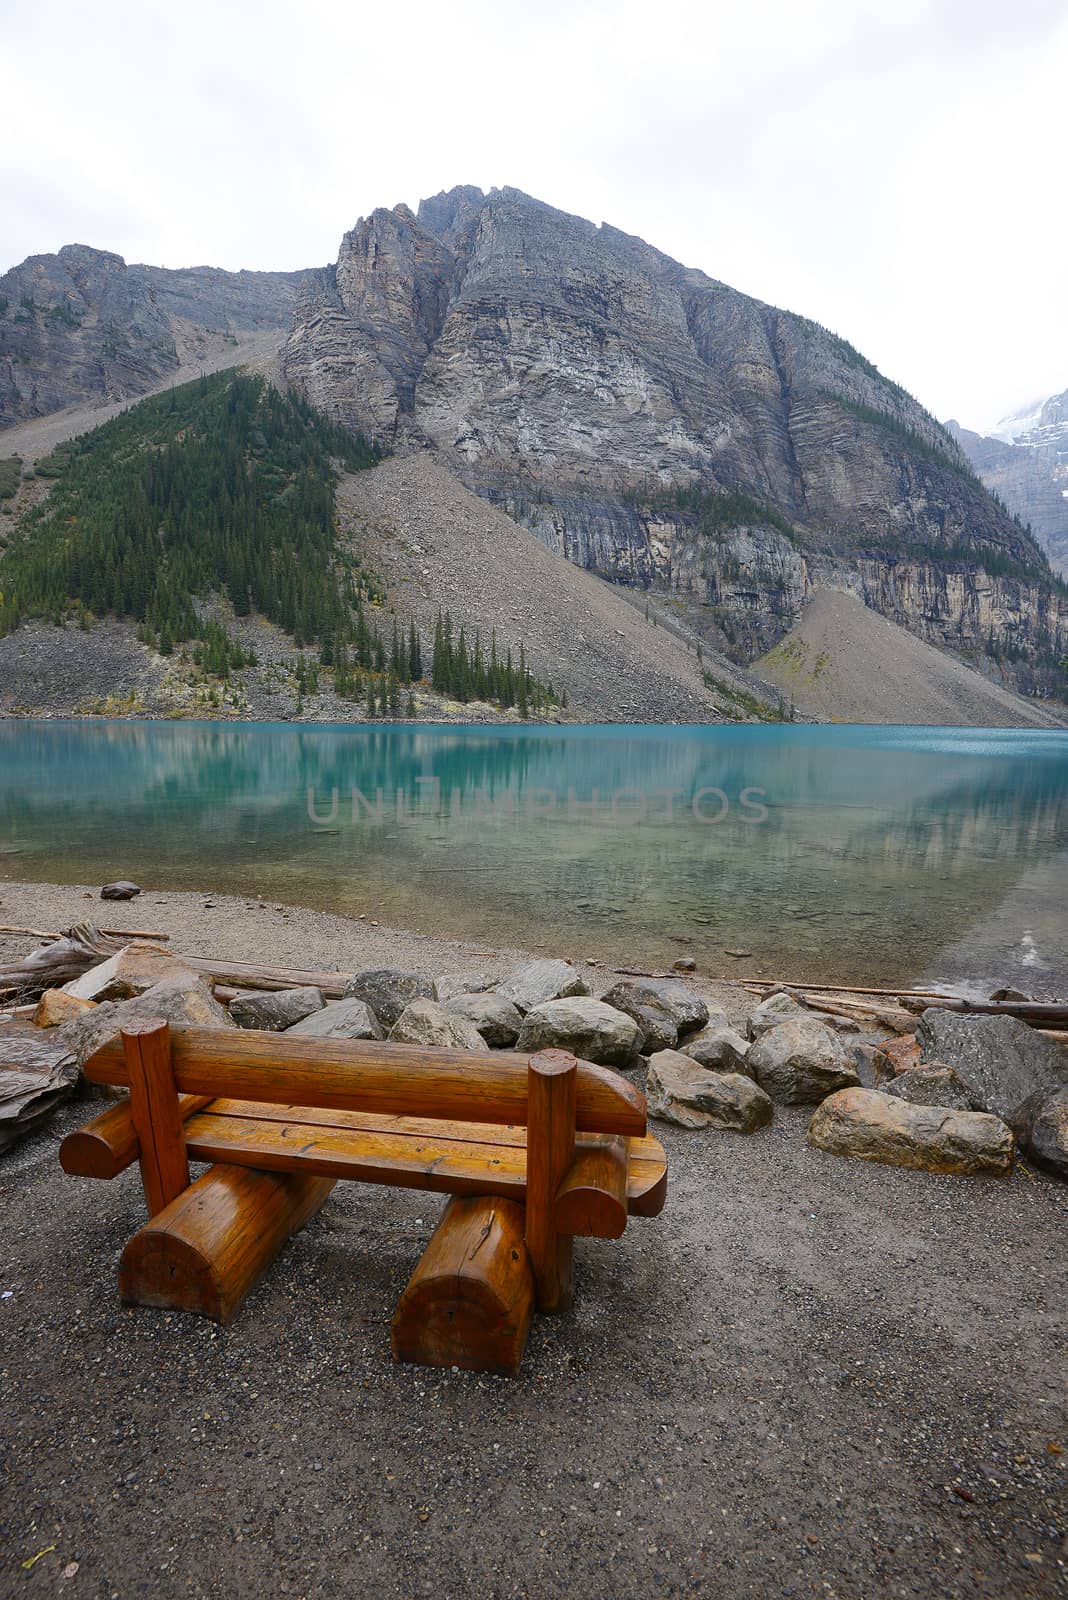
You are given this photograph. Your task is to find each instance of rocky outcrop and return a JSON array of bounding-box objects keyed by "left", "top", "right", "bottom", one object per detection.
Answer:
[
  {"left": 515, "top": 997, "right": 641, "bottom": 1067},
  {"left": 0, "top": 245, "right": 307, "bottom": 425},
  {"left": 389, "top": 999, "right": 489, "bottom": 1052},
  {"left": 747, "top": 1018, "right": 860, "bottom": 1104},
  {"left": 287, "top": 998, "right": 383, "bottom": 1041},
  {"left": 343, "top": 969, "right": 434, "bottom": 1028},
  {"left": 229, "top": 986, "right": 324, "bottom": 1031},
  {"left": 807, "top": 1087, "right": 1015, "bottom": 1176},
  {"left": 645, "top": 1051, "right": 772, "bottom": 1132},
  {"left": 1012, "top": 1088, "right": 1068, "bottom": 1181},
  {"left": 917, "top": 1010, "right": 1068, "bottom": 1123},
  {"left": 496, "top": 959, "right": 590, "bottom": 1014},
  {"left": 283, "top": 186, "right": 1066, "bottom": 693},
  {"left": 443, "top": 992, "right": 523, "bottom": 1047}
]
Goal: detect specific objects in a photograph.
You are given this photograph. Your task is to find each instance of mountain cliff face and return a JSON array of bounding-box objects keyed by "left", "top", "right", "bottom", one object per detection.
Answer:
[
  {"left": 0, "top": 245, "right": 308, "bottom": 424},
  {"left": 283, "top": 186, "right": 1066, "bottom": 695},
  {"left": 947, "top": 393, "right": 1068, "bottom": 579}
]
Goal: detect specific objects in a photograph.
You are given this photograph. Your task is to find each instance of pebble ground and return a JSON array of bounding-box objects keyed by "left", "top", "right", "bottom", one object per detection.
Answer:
[{"left": 0, "top": 884, "right": 1065, "bottom": 1599}]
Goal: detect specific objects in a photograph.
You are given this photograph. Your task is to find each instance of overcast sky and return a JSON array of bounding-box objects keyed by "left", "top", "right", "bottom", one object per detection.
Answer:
[{"left": 4, "top": 0, "right": 1065, "bottom": 432}]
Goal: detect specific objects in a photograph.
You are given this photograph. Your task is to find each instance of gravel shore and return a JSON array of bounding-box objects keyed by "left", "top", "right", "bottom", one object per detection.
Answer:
[{"left": 1, "top": 881, "right": 1065, "bottom": 1599}]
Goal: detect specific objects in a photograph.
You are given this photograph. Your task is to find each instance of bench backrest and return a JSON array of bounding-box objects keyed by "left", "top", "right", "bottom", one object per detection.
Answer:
[{"left": 84, "top": 1025, "right": 647, "bottom": 1135}]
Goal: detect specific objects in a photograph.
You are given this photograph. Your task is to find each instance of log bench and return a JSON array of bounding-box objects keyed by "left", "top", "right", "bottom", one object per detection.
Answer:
[{"left": 60, "top": 1018, "right": 668, "bottom": 1376}]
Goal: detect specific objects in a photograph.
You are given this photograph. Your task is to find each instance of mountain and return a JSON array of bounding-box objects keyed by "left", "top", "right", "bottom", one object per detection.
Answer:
[
  {"left": 282, "top": 186, "right": 1066, "bottom": 698},
  {"left": 946, "top": 389, "right": 1068, "bottom": 578},
  {"left": 0, "top": 244, "right": 308, "bottom": 424},
  {"left": 3, "top": 193, "right": 1066, "bottom": 708}
]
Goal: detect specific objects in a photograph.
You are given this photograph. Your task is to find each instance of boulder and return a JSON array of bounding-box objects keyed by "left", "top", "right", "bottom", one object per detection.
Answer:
[
  {"left": 673, "top": 957, "right": 697, "bottom": 973},
  {"left": 516, "top": 997, "right": 641, "bottom": 1068},
  {"left": 872, "top": 1033, "right": 922, "bottom": 1084},
  {"left": 63, "top": 943, "right": 198, "bottom": 1003},
  {"left": 444, "top": 992, "right": 523, "bottom": 1047},
  {"left": 917, "top": 1010, "right": 1068, "bottom": 1122},
  {"left": 807, "top": 1087, "right": 1015, "bottom": 1176},
  {"left": 343, "top": 969, "right": 434, "bottom": 1028},
  {"left": 389, "top": 999, "right": 489, "bottom": 1052},
  {"left": 100, "top": 881, "right": 140, "bottom": 900},
  {"left": 0, "top": 1028, "right": 80, "bottom": 1150},
  {"left": 55, "top": 973, "right": 234, "bottom": 1070},
  {"left": 679, "top": 1021, "right": 751, "bottom": 1075},
  {"left": 229, "top": 986, "right": 324, "bottom": 1032},
  {"left": 600, "top": 976, "right": 709, "bottom": 1037},
  {"left": 747, "top": 1017, "right": 860, "bottom": 1104},
  {"left": 884, "top": 1064, "right": 979, "bottom": 1112},
  {"left": 645, "top": 1051, "right": 772, "bottom": 1133},
  {"left": 33, "top": 989, "right": 97, "bottom": 1028},
  {"left": 433, "top": 972, "right": 496, "bottom": 1004},
  {"left": 287, "top": 998, "right": 384, "bottom": 1041},
  {"left": 599, "top": 982, "right": 678, "bottom": 1053},
  {"left": 747, "top": 990, "right": 806, "bottom": 1038},
  {"left": 495, "top": 959, "right": 590, "bottom": 1014},
  {"left": 1012, "top": 1088, "right": 1068, "bottom": 1181}
]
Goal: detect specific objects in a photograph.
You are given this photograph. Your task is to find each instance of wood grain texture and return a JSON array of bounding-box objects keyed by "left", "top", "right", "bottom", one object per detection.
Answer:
[
  {"left": 524, "top": 1050, "right": 577, "bottom": 1313},
  {"left": 555, "top": 1136, "right": 628, "bottom": 1239},
  {"left": 119, "top": 1163, "right": 335, "bottom": 1325},
  {"left": 85, "top": 1027, "right": 646, "bottom": 1135},
  {"left": 122, "top": 1019, "right": 189, "bottom": 1217},
  {"left": 391, "top": 1196, "right": 533, "bottom": 1377},
  {"left": 60, "top": 1095, "right": 213, "bottom": 1179}
]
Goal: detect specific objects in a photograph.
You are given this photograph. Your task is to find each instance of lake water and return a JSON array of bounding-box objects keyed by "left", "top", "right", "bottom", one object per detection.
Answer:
[{"left": 1, "top": 720, "right": 1066, "bottom": 990}]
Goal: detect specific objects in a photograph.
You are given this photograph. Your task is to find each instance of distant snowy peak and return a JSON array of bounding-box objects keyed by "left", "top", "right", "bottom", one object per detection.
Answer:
[{"left": 990, "top": 386, "right": 1068, "bottom": 454}]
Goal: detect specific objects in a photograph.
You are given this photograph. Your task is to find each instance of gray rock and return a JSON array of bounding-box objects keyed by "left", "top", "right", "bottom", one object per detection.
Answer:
[
  {"left": 599, "top": 982, "right": 678, "bottom": 1053},
  {"left": 917, "top": 1009, "right": 1068, "bottom": 1121},
  {"left": 747, "top": 1017, "right": 860, "bottom": 1105},
  {"left": 516, "top": 997, "right": 641, "bottom": 1068},
  {"left": 389, "top": 999, "right": 489, "bottom": 1052},
  {"left": 884, "top": 1064, "right": 980, "bottom": 1112},
  {"left": 645, "top": 1051, "right": 772, "bottom": 1133},
  {"left": 56, "top": 973, "right": 234, "bottom": 1070},
  {"left": 433, "top": 972, "right": 495, "bottom": 1003},
  {"left": 680, "top": 1021, "right": 752, "bottom": 1075},
  {"left": 444, "top": 992, "right": 523, "bottom": 1047},
  {"left": 496, "top": 959, "right": 590, "bottom": 1014},
  {"left": 601, "top": 977, "right": 709, "bottom": 1038},
  {"left": 807, "top": 1087, "right": 1015, "bottom": 1176},
  {"left": 1012, "top": 1088, "right": 1068, "bottom": 1181},
  {"left": 229, "top": 986, "right": 324, "bottom": 1032},
  {"left": 63, "top": 944, "right": 198, "bottom": 1002},
  {"left": 747, "top": 991, "right": 806, "bottom": 1038},
  {"left": 100, "top": 881, "right": 141, "bottom": 900},
  {"left": 287, "top": 998, "right": 384, "bottom": 1041},
  {"left": 343, "top": 969, "right": 434, "bottom": 1028},
  {"left": 673, "top": 958, "right": 697, "bottom": 973}
]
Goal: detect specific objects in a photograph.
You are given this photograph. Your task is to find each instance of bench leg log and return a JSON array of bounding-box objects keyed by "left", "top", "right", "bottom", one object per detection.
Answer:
[
  {"left": 119, "top": 1163, "right": 336, "bottom": 1325},
  {"left": 391, "top": 1196, "right": 534, "bottom": 1377}
]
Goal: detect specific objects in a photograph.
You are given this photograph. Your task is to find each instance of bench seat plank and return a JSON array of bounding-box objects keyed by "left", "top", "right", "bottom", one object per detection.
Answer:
[{"left": 181, "top": 1104, "right": 667, "bottom": 1217}]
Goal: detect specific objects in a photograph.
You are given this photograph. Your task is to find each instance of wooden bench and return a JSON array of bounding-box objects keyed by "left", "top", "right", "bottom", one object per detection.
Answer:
[{"left": 60, "top": 1018, "right": 668, "bottom": 1375}]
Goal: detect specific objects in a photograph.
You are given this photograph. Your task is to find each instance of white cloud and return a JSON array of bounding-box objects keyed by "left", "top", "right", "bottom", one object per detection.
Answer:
[{"left": 2, "top": 0, "right": 1065, "bottom": 429}]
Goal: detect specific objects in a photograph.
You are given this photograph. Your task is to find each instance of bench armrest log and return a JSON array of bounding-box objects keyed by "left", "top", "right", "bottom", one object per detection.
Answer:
[
  {"left": 555, "top": 1136, "right": 628, "bottom": 1239},
  {"left": 83, "top": 1026, "right": 646, "bottom": 1135},
  {"left": 61, "top": 1094, "right": 213, "bottom": 1180}
]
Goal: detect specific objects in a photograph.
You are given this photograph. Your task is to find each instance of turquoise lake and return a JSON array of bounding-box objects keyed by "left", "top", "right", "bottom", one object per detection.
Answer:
[{"left": 1, "top": 721, "right": 1066, "bottom": 990}]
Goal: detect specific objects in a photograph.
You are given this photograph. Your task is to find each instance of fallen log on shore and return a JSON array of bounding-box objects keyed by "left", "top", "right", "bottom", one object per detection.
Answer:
[{"left": 0, "top": 925, "right": 134, "bottom": 1002}]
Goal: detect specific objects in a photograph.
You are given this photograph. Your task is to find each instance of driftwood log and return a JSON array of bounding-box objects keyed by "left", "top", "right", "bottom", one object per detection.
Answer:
[{"left": 0, "top": 925, "right": 133, "bottom": 1003}]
